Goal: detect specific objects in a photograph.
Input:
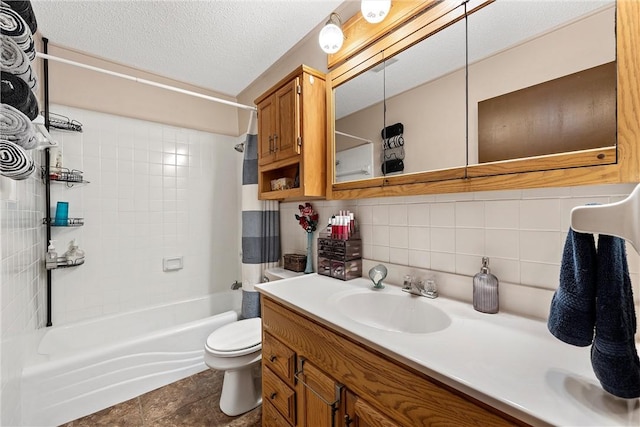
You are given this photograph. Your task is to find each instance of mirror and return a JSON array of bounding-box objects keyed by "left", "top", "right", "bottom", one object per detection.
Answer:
[
  {"left": 333, "top": 5, "right": 468, "bottom": 183},
  {"left": 331, "top": 0, "right": 617, "bottom": 189},
  {"left": 334, "top": 63, "right": 384, "bottom": 183},
  {"left": 467, "top": 0, "right": 616, "bottom": 174}
]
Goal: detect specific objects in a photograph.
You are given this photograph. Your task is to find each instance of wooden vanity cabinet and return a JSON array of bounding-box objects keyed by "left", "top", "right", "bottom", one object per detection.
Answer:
[
  {"left": 261, "top": 296, "right": 527, "bottom": 427},
  {"left": 255, "top": 65, "right": 326, "bottom": 201}
]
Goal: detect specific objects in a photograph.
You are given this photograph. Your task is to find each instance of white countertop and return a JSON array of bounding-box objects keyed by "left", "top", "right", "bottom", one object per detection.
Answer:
[{"left": 256, "top": 274, "right": 640, "bottom": 427}]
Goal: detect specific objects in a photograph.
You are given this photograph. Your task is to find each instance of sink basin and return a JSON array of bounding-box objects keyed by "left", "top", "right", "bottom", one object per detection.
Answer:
[{"left": 334, "top": 291, "right": 452, "bottom": 334}]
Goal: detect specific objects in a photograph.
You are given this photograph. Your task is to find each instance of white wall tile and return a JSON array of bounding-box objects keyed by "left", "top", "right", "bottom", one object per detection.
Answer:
[
  {"left": 389, "top": 226, "right": 408, "bottom": 248},
  {"left": 430, "top": 227, "right": 455, "bottom": 253},
  {"left": 407, "top": 203, "right": 430, "bottom": 226},
  {"left": 372, "top": 204, "right": 389, "bottom": 225},
  {"left": 430, "top": 203, "right": 455, "bottom": 227},
  {"left": 455, "top": 201, "right": 484, "bottom": 228},
  {"left": 485, "top": 200, "right": 520, "bottom": 229},
  {"left": 388, "top": 205, "right": 408, "bottom": 226},
  {"left": 520, "top": 230, "right": 563, "bottom": 264},
  {"left": 520, "top": 199, "right": 562, "bottom": 231}
]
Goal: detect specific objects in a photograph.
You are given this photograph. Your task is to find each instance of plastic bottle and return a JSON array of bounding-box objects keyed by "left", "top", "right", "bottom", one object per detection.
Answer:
[
  {"left": 46, "top": 240, "right": 57, "bottom": 269},
  {"left": 473, "top": 257, "right": 499, "bottom": 314}
]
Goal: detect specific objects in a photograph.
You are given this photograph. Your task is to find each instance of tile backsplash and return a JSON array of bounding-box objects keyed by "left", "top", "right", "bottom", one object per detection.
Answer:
[{"left": 280, "top": 183, "right": 640, "bottom": 320}]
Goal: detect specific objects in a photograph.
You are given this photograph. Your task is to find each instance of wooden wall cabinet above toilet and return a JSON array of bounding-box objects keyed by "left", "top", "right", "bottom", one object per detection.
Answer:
[{"left": 255, "top": 65, "right": 327, "bottom": 201}]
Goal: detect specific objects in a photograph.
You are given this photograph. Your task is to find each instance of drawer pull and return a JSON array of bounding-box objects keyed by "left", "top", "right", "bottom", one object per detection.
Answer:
[
  {"left": 269, "top": 355, "right": 277, "bottom": 362},
  {"left": 270, "top": 392, "right": 278, "bottom": 400}
]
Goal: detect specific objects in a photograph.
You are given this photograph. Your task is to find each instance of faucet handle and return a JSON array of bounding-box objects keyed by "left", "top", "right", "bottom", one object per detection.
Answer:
[
  {"left": 402, "top": 275, "right": 413, "bottom": 290},
  {"left": 423, "top": 279, "right": 438, "bottom": 298}
]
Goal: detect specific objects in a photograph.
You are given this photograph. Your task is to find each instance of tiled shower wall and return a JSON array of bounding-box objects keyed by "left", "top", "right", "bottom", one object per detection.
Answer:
[
  {"left": 0, "top": 155, "right": 46, "bottom": 426},
  {"left": 48, "top": 105, "right": 241, "bottom": 325},
  {"left": 281, "top": 183, "right": 640, "bottom": 320}
]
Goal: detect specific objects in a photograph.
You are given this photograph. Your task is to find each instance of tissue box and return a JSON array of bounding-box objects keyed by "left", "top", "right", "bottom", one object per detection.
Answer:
[{"left": 271, "top": 177, "right": 294, "bottom": 191}]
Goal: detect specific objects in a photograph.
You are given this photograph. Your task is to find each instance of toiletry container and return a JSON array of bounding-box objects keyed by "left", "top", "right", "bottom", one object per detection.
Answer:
[
  {"left": 45, "top": 240, "right": 57, "bottom": 269},
  {"left": 473, "top": 257, "right": 499, "bottom": 313}
]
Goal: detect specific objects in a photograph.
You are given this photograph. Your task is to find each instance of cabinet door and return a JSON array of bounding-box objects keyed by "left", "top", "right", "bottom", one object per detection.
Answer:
[
  {"left": 258, "top": 94, "right": 276, "bottom": 166},
  {"left": 297, "top": 360, "right": 340, "bottom": 427},
  {"left": 344, "top": 390, "right": 399, "bottom": 427},
  {"left": 275, "top": 77, "right": 301, "bottom": 162}
]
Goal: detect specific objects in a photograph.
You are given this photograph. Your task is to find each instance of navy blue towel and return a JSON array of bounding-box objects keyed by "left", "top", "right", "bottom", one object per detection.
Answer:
[
  {"left": 548, "top": 229, "right": 597, "bottom": 346},
  {"left": 591, "top": 235, "right": 640, "bottom": 399}
]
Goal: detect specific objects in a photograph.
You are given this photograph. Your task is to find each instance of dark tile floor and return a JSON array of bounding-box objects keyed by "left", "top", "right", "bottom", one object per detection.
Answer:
[{"left": 60, "top": 369, "right": 262, "bottom": 427}]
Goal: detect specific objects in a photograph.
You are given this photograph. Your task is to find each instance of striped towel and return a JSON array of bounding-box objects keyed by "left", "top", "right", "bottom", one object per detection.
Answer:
[
  {"left": 1, "top": 71, "right": 38, "bottom": 120},
  {"left": 0, "top": 34, "right": 37, "bottom": 90},
  {"left": 0, "top": 3, "right": 35, "bottom": 60},
  {"left": 0, "top": 138, "right": 34, "bottom": 180},
  {"left": 0, "top": 103, "right": 37, "bottom": 149},
  {"left": 1, "top": 1, "right": 37, "bottom": 35}
]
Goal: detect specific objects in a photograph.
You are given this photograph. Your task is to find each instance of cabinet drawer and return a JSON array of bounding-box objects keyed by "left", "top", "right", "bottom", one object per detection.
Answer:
[
  {"left": 263, "top": 400, "right": 293, "bottom": 427},
  {"left": 263, "top": 331, "right": 296, "bottom": 384},
  {"left": 263, "top": 366, "right": 296, "bottom": 425}
]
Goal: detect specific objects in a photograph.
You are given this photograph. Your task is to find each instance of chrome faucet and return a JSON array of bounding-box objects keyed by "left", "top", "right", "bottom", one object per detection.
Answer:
[
  {"left": 402, "top": 275, "right": 438, "bottom": 298},
  {"left": 230, "top": 280, "right": 242, "bottom": 290}
]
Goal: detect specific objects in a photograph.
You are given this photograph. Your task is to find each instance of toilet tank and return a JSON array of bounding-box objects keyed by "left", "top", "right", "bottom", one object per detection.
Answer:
[{"left": 264, "top": 267, "right": 303, "bottom": 282}]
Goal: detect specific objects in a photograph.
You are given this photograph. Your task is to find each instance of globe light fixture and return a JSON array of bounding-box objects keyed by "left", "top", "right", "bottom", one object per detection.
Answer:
[
  {"left": 319, "top": 13, "right": 343, "bottom": 54},
  {"left": 361, "top": 0, "right": 391, "bottom": 24}
]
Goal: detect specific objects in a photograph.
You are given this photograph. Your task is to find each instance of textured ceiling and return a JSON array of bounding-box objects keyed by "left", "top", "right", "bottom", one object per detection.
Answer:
[{"left": 31, "top": 0, "right": 344, "bottom": 97}]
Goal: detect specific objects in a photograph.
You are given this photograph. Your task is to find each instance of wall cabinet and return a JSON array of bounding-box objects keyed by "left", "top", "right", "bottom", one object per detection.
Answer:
[
  {"left": 255, "top": 65, "right": 326, "bottom": 200},
  {"left": 261, "top": 296, "right": 525, "bottom": 427}
]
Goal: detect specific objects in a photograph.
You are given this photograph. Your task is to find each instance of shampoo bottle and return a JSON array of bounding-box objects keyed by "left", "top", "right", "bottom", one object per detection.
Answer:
[{"left": 473, "top": 257, "right": 499, "bottom": 314}]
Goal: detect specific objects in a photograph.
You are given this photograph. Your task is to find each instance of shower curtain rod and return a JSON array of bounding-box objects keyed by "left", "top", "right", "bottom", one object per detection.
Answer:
[
  {"left": 335, "top": 130, "right": 372, "bottom": 144},
  {"left": 35, "top": 52, "right": 258, "bottom": 111}
]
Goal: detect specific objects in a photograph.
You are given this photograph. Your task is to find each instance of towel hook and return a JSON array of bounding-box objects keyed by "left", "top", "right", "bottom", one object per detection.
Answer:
[{"left": 570, "top": 183, "right": 640, "bottom": 254}]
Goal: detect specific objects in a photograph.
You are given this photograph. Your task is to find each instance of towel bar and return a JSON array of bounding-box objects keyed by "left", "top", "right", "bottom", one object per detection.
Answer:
[{"left": 570, "top": 183, "right": 640, "bottom": 254}]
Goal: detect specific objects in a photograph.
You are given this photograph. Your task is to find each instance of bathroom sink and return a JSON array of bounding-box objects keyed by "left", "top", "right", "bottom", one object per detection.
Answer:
[{"left": 334, "top": 291, "right": 452, "bottom": 334}]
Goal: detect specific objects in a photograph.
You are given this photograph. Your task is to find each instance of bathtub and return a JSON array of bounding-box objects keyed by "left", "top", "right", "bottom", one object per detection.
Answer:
[{"left": 21, "top": 291, "right": 241, "bottom": 427}]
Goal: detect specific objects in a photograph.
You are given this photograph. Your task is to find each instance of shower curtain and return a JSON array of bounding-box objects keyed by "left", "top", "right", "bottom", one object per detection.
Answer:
[{"left": 240, "top": 110, "right": 279, "bottom": 318}]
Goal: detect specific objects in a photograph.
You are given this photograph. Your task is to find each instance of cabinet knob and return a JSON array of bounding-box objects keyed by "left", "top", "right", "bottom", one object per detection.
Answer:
[
  {"left": 270, "top": 392, "right": 277, "bottom": 400},
  {"left": 269, "top": 355, "right": 277, "bottom": 362}
]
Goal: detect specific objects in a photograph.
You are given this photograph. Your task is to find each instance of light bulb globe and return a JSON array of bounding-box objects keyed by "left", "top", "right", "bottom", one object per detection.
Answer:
[
  {"left": 361, "top": 0, "right": 391, "bottom": 24},
  {"left": 319, "top": 23, "right": 343, "bottom": 54}
]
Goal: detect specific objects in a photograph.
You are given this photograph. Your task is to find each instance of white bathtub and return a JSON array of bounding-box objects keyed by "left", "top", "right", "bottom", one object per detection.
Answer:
[{"left": 21, "top": 291, "right": 241, "bottom": 427}]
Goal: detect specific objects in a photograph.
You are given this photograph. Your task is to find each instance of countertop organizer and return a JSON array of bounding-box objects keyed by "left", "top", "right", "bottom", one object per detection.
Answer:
[{"left": 317, "top": 237, "right": 362, "bottom": 280}]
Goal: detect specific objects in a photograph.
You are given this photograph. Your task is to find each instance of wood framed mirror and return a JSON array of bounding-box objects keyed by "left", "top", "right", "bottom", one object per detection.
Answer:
[{"left": 326, "top": 0, "right": 639, "bottom": 200}]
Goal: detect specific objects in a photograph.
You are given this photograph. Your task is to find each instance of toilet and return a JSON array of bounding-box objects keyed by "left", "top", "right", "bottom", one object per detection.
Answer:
[{"left": 204, "top": 267, "right": 302, "bottom": 416}]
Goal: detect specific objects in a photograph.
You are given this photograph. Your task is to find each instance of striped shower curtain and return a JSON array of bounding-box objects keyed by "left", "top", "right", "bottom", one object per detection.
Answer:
[{"left": 240, "top": 111, "right": 280, "bottom": 318}]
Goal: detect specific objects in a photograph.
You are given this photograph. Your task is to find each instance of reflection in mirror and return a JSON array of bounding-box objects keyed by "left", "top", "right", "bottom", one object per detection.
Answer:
[
  {"left": 383, "top": 13, "right": 467, "bottom": 176},
  {"left": 467, "top": 0, "right": 616, "bottom": 167},
  {"left": 333, "top": 5, "right": 468, "bottom": 184},
  {"left": 334, "top": 64, "right": 384, "bottom": 183}
]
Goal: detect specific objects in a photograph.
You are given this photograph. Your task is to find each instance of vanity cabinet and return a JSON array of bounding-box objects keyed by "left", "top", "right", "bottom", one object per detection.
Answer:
[
  {"left": 255, "top": 65, "right": 327, "bottom": 201},
  {"left": 261, "top": 296, "right": 525, "bottom": 427}
]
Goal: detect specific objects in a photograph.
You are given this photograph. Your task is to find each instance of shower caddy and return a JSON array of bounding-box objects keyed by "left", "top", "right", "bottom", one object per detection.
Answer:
[{"left": 40, "top": 38, "right": 87, "bottom": 326}]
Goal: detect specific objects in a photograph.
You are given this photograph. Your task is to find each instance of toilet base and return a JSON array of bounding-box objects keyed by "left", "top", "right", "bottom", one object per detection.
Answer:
[{"left": 219, "top": 364, "right": 262, "bottom": 416}]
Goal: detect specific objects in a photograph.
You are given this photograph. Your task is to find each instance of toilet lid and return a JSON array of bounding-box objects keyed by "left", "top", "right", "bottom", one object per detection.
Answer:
[{"left": 206, "top": 318, "right": 261, "bottom": 352}]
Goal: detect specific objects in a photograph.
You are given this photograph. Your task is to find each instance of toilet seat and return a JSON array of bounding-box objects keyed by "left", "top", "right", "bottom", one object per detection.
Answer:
[{"left": 205, "top": 318, "right": 262, "bottom": 357}]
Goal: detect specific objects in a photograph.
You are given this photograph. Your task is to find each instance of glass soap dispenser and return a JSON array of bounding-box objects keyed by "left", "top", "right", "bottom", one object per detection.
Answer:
[{"left": 473, "top": 257, "right": 499, "bottom": 314}]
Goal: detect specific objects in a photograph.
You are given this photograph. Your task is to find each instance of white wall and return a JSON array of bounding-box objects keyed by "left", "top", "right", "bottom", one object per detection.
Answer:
[
  {"left": 281, "top": 183, "right": 640, "bottom": 322},
  {"left": 48, "top": 105, "right": 240, "bottom": 325}
]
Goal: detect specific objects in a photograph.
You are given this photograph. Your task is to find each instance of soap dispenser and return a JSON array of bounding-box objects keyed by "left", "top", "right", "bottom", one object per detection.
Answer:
[
  {"left": 46, "top": 240, "right": 57, "bottom": 269},
  {"left": 473, "top": 257, "right": 499, "bottom": 314}
]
